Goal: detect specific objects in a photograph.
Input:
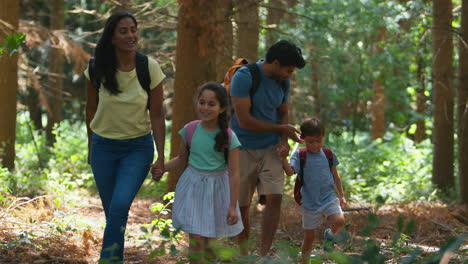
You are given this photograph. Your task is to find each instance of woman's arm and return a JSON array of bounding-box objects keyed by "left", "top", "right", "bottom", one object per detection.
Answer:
[
  {"left": 227, "top": 147, "right": 240, "bottom": 225},
  {"left": 149, "top": 83, "right": 166, "bottom": 170},
  {"left": 85, "top": 80, "right": 98, "bottom": 164}
]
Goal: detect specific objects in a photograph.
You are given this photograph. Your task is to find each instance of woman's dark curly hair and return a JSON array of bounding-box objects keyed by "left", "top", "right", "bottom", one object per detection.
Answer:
[
  {"left": 91, "top": 11, "right": 137, "bottom": 94},
  {"left": 197, "top": 82, "right": 231, "bottom": 153}
]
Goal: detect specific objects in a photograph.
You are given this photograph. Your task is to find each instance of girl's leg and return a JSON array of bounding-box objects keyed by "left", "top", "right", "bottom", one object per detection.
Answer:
[
  {"left": 205, "top": 237, "right": 216, "bottom": 263},
  {"left": 100, "top": 138, "right": 154, "bottom": 263},
  {"left": 301, "top": 229, "right": 315, "bottom": 264},
  {"left": 189, "top": 234, "right": 206, "bottom": 264}
]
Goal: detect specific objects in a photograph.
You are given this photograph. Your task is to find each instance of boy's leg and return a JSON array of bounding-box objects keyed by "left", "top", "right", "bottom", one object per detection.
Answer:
[
  {"left": 301, "top": 229, "right": 315, "bottom": 264},
  {"left": 323, "top": 199, "right": 345, "bottom": 251},
  {"left": 301, "top": 207, "right": 322, "bottom": 263},
  {"left": 327, "top": 213, "right": 345, "bottom": 233}
]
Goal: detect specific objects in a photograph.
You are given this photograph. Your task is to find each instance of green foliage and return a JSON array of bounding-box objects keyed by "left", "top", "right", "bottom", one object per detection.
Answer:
[
  {"left": 0, "top": 33, "right": 25, "bottom": 56},
  {"left": 327, "top": 131, "right": 434, "bottom": 202},
  {"left": 2, "top": 112, "right": 93, "bottom": 196},
  {"left": 139, "top": 192, "right": 182, "bottom": 258}
]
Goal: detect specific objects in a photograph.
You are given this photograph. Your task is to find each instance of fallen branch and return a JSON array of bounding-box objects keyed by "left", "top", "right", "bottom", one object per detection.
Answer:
[{"left": 0, "top": 195, "right": 50, "bottom": 219}]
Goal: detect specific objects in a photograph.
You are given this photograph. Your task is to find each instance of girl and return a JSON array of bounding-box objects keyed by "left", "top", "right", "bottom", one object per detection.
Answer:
[
  {"left": 154, "top": 82, "right": 243, "bottom": 263},
  {"left": 84, "top": 11, "right": 166, "bottom": 263}
]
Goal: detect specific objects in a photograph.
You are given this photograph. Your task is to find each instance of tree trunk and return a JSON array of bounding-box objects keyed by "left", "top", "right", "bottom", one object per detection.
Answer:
[
  {"left": 234, "top": 0, "right": 259, "bottom": 62},
  {"left": 165, "top": 0, "right": 225, "bottom": 193},
  {"left": 432, "top": 0, "right": 454, "bottom": 192},
  {"left": 460, "top": 100, "right": 468, "bottom": 204},
  {"left": 215, "top": 0, "right": 234, "bottom": 82},
  {"left": 459, "top": 0, "right": 468, "bottom": 204},
  {"left": 310, "top": 45, "right": 320, "bottom": 118},
  {"left": 45, "top": 0, "right": 64, "bottom": 145},
  {"left": 371, "top": 27, "right": 387, "bottom": 140},
  {"left": 0, "top": 0, "right": 20, "bottom": 170},
  {"left": 265, "top": 0, "right": 285, "bottom": 48},
  {"left": 415, "top": 54, "right": 427, "bottom": 143}
]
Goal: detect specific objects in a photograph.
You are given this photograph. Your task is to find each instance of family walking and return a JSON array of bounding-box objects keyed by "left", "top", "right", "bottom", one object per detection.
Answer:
[{"left": 85, "top": 12, "right": 347, "bottom": 264}]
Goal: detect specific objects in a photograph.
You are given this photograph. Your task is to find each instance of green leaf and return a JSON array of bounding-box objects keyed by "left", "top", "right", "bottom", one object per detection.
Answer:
[{"left": 1, "top": 33, "right": 25, "bottom": 56}]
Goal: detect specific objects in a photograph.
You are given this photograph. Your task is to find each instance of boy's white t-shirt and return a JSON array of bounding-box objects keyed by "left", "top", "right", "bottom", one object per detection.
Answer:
[
  {"left": 84, "top": 57, "right": 165, "bottom": 139},
  {"left": 289, "top": 148, "right": 340, "bottom": 210}
]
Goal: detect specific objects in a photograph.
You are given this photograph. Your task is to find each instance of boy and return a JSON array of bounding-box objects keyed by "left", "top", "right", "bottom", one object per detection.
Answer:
[{"left": 280, "top": 118, "right": 346, "bottom": 263}]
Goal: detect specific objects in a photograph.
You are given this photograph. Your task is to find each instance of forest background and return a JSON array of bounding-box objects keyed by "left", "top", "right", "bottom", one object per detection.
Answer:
[{"left": 0, "top": 0, "right": 467, "bottom": 263}]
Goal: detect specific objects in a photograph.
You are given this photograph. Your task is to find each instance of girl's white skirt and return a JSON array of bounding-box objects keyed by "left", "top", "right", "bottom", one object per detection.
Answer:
[{"left": 172, "top": 166, "right": 244, "bottom": 238}]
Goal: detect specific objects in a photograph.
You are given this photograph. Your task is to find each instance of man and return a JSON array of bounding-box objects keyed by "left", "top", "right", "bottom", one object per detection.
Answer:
[{"left": 230, "top": 40, "right": 306, "bottom": 257}]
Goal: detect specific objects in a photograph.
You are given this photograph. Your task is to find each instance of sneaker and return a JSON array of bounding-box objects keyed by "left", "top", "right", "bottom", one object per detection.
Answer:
[{"left": 323, "top": 228, "right": 335, "bottom": 252}]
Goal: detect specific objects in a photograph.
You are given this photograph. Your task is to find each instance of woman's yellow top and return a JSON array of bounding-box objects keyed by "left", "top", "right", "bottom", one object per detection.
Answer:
[{"left": 84, "top": 57, "right": 165, "bottom": 139}]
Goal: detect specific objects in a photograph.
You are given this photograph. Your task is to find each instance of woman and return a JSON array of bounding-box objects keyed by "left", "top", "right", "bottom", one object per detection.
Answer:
[{"left": 84, "top": 11, "right": 165, "bottom": 263}]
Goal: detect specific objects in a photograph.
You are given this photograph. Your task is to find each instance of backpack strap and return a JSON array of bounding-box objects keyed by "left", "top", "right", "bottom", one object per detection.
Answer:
[
  {"left": 245, "top": 62, "right": 261, "bottom": 99},
  {"left": 135, "top": 51, "right": 151, "bottom": 110},
  {"left": 322, "top": 148, "right": 334, "bottom": 170},
  {"left": 185, "top": 120, "right": 233, "bottom": 164},
  {"left": 299, "top": 147, "right": 307, "bottom": 185},
  {"left": 185, "top": 120, "right": 201, "bottom": 148},
  {"left": 88, "top": 57, "right": 99, "bottom": 88},
  {"left": 88, "top": 52, "right": 151, "bottom": 109}
]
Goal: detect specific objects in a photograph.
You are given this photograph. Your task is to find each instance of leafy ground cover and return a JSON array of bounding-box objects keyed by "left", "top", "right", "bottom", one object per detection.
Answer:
[{"left": 0, "top": 191, "right": 466, "bottom": 263}]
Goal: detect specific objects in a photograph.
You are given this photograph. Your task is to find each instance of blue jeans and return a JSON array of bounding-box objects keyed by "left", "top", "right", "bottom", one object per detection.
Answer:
[{"left": 90, "top": 133, "right": 154, "bottom": 263}]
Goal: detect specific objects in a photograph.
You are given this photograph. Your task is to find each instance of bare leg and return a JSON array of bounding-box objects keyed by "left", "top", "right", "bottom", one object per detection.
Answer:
[
  {"left": 237, "top": 205, "right": 251, "bottom": 255},
  {"left": 301, "top": 229, "right": 316, "bottom": 264},
  {"left": 259, "top": 194, "right": 282, "bottom": 257},
  {"left": 188, "top": 234, "right": 206, "bottom": 264},
  {"left": 205, "top": 237, "right": 216, "bottom": 263},
  {"left": 327, "top": 214, "right": 345, "bottom": 234}
]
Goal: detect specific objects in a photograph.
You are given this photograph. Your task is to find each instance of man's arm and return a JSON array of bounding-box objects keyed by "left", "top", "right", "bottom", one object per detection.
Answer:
[{"left": 231, "top": 97, "right": 302, "bottom": 143}]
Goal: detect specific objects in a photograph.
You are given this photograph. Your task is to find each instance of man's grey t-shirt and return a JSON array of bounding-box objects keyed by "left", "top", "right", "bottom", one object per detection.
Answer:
[
  {"left": 290, "top": 148, "right": 340, "bottom": 210},
  {"left": 229, "top": 60, "right": 290, "bottom": 149}
]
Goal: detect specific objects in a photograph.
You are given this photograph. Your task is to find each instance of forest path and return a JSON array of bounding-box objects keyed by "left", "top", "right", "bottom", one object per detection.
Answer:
[{"left": 0, "top": 191, "right": 467, "bottom": 263}]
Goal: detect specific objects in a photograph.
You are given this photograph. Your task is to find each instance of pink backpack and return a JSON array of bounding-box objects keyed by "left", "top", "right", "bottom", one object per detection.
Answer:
[{"left": 184, "top": 120, "right": 233, "bottom": 163}]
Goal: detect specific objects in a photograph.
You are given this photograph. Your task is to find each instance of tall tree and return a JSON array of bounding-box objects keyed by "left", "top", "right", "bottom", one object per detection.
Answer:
[
  {"left": 371, "top": 27, "right": 387, "bottom": 140},
  {"left": 415, "top": 53, "right": 427, "bottom": 143},
  {"left": 459, "top": 0, "right": 468, "bottom": 204},
  {"left": 265, "top": 0, "right": 285, "bottom": 48},
  {"left": 432, "top": 0, "right": 454, "bottom": 191},
  {"left": 0, "top": 0, "right": 20, "bottom": 170},
  {"left": 165, "top": 0, "right": 226, "bottom": 193},
  {"left": 233, "top": 0, "right": 259, "bottom": 62},
  {"left": 45, "top": 0, "right": 64, "bottom": 145},
  {"left": 215, "top": 0, "right": 234, "bottom": 82}
]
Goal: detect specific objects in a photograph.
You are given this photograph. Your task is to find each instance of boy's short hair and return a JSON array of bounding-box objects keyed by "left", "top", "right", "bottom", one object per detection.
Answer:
[
  {"left": 300, "top": 118, "right": 325, "bottom": 138},
  {"left": 265, "top": 40, "right": 306, "bottom": 69}
]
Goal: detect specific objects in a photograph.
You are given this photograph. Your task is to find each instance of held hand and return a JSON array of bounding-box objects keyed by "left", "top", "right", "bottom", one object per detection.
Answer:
[
  {"left": 280, "top": 124, "right": 303, "bottom": 144},
  {"left": 339, "top": 196, "right": 347, "bottom": 210},
  {"left": 276, "top": 140, "right": 290, "bottom": 158},
  {"left": 151, "top": 158, "right": 165, "bottom": 181},
  {"left": 226, "top": 207, "right": 239, "bottom": 225}
]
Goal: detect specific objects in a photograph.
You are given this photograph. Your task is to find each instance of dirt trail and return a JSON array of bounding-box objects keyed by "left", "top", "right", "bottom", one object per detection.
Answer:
[{"left": 0, "top": 192, "right": 466, "bottom": 263}]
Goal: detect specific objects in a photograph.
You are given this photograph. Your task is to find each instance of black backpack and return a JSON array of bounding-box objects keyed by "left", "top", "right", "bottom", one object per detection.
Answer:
[
  {"left": 88, "top": 51, "right": 151, "bottom": 109},
  {"left": 222, "top": 58, "right": 288, "bottom": 113}
]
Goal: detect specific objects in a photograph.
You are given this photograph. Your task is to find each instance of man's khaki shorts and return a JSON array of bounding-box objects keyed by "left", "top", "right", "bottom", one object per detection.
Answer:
[{"left": 238, "top": 145, "right": 284, "bottom": 207}]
